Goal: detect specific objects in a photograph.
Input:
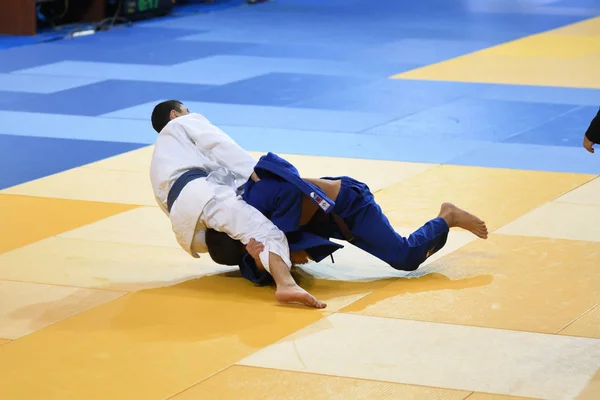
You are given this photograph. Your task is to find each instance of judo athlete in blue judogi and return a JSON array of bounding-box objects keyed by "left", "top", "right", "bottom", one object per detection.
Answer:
[{"left": 205, "top": 153, "right": 488, "bottom": 285}]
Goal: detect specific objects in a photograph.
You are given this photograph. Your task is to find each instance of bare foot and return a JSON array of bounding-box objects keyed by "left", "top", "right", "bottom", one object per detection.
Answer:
[
  {"left": 275, "top": 284, "right": 327, "bottom": 309},
  {"left": 439, "top": 202, "right": 488, "bottom": 239}
]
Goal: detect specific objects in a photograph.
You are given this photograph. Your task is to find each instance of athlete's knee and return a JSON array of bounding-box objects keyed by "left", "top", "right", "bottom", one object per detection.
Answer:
[
  {"left": 389, "top": 257, "right": 421, "bottom": 271},
  {"left": 386, "top": 245, "right": 427, "bottom": 271}
]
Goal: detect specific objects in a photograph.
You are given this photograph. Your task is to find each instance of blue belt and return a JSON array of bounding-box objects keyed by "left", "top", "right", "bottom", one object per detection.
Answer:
[{"left": 167, "top": 169, "right": 208, "bottom": 213}]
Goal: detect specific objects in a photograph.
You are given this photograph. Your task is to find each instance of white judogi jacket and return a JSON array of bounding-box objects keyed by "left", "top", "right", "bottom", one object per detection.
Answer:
[{"left": 150, "top": 113, "right": 291, "bottom": 271}]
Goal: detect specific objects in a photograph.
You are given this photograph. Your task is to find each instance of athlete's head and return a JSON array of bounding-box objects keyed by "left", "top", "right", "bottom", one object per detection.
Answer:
[
  {"left": 205, "top": 229, "right": 246, "bottom": 266},
  {"left": 151, "top": 100, "right": 190, "bottom": 133}
]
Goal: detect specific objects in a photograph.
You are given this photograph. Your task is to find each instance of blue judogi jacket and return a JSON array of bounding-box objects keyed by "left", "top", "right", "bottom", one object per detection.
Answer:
[{"left": 239, "top": 152, "right": 344, "bottom": 284}]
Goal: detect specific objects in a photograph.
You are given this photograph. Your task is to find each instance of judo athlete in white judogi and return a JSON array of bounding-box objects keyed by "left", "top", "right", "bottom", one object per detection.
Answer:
[{"left": 149, "top": 100, "right": 326, "bottom": 309}]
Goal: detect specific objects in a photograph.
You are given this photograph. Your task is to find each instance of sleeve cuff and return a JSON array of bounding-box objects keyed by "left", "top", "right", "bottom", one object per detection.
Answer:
[{"left": 258, "top": 243, "right": 292, "bottom": 273}]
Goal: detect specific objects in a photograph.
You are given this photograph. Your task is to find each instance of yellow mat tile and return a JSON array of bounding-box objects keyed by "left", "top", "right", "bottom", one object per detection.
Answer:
[
  {"left": 555, "top": 177, "right": 600, "bottom": 205},
  {"left": 0, "top": 235, "right": 395, "bottom": 309},
  {"left": 395, "top": 51, "right": 600, "bottom": 89},
  {"left": 374, "top": 165, "right": 594, "bottom": 231},
  {"left": 11, "top": 150, "right": 434, "bottom": 206},
  {"left": 392, "top": 17, "right": 600, "bottom": 88},
  {"left": 575, "top": 368, "right": 600, "bottom": 400},
  {"left": 58, "top": 206, "right": 180, "bottom": 249},
  {"left": 298, "top": 228, "right": 475, "bottom": 283},
  {"left": 0, "top": 194, "right": 138, "bottom": 254},
  {"left": 290, "top": 258, "right": 427, "bottom": 313},
  {"left": 173, "top": 365, "right": 470, "bottom": 400},
  {"left": 2, "top": 168, "right": 155, "bottom": 206},
  {"left": 86, "top": 146, "right": 436, "bottom": 193},
  {"left": 0, "top": 277, "right": 325, "bottom": 400},
  {"left": 496, "top": 202, "right": 600, "bottom": 242},
  {"left": 560, "top": 305, "right": 600, "bottom": 339},
  {"left": 56, "top": 207, "right": 420, "bottom": 311},
  {"left": 85, "top": 145, "right": 154, "bottom": 172},
  {"left": 0, "top": 339, "right": 9, "bottom": 346},
  {"left": 0, "top": 280, "right": 123, "bottom": 339},
  {"left": 467, "top": 394, "right": 538, "bottom": 400},
  {"left": 190, "top": 273, "right": 402, "bottom": 314},
  {"left": 483, "top": 33, "right": 600, "bottom": 58},
  {"left": 400, "top": 228, "right": 477, "bottom": 266},
  {"left": 341, "top": 234, "right": 600, "bottom": 334},
  {"left": 239, "top": 313, "right": 600, "bottom": 400},
  {"left": 290, "top": 273, "right": 397, "bottom": 313},
  {"left": 265, "top": 154, "right": 436, "bottom": 193},
  {"left": 0, "top": 236, "right": 233, "bottom": 292}
]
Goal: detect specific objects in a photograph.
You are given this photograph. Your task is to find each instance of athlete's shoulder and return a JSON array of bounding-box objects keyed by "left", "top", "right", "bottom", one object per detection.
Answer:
[{"left": 165, "top": 113, "right": 212, "bottom": 132}]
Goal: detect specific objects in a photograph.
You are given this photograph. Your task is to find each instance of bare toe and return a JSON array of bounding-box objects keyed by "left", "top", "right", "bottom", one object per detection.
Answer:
[{"left": 441, "top": 203, "right": 487, "bottom": 239}]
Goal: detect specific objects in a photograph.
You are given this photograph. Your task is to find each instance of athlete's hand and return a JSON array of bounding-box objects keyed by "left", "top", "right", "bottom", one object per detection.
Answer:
[
  {"left": 246, "top": 239, "right": 265, "bottom": 269},
  {"left": 584, "top": 135, "right": 595, "bottom": 153},
  {"left": 246, "top": 238, "right": 264, "bottom": 257}
]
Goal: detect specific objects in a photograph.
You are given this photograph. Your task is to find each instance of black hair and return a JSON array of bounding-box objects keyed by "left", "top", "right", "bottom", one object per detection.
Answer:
[
  {"left": 151, "top": 100, "right": 184, "bottom": 133},
  {"left": 205, "top": 229, "right": 246, "bottom": 266}
]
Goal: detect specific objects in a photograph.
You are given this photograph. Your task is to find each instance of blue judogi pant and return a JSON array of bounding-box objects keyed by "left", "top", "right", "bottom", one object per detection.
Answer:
[{"left": 307, "top": 176, "right": 450, "bottom": 271}]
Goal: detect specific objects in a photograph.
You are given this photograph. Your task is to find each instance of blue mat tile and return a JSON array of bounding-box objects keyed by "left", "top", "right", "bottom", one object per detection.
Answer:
[
  {"left": 504, "top": 106, "right": 599, "bottom": 147},
  {"left": 556, "top": 0, "right": 600, "bottom": 7},
  {"left": 142, "top": 0, "right": 590, "bottom": 44},
  {"left": 174, "top": 54, "right": 400, "bottom": 79},
  {"left": 219, "top": 125, "right": 488, "bottom": 164},
  {"left": 465, "top": 1, "right": 599, "bottom": 17},
  {"left": 292, "top": 79, "right": 487, "bottom": 114},
  {"left": 0, "top": 43, "right": 69, "bottom": 73},
  {"left": 364, "top": 98, "right": 579, "bottom": 142},
  {"left": 0, "top": 34, "right": 57, "bottom": 50},
  {"left": 170, "top": 6, "right": 582, "bottom": 42},
  {"left": 0, "top": 27, "right": 202, "bottom": 72},
  {"left": 0, "top": 134, "right": 146, "bottom": 190},
  {"left": 228, "top": 43, "right": 424, "bottom": 72},
  {"left": 227, "top": 34, "right": 514, "bottom": 64},
  {"left": 2, "top": 0, "right": 598, "bottom": 180},
  {"left": 104, "top": 101, "right": 394, "bottom": 133},
  {"left": 51, "top": 26, "right": 204, "bottom": 49},
  {"left": 0, "top": 111, "right": 155, "bottom": 144},
  {"left": 195, "top": 73, "right": 371, "bottom": 107},
  {"left": 1, "top": 38, "right": 236, "bottom": 73},
  {"left": 13, "top": 60, "right": 270, "bottom": 86},
  {"left": 476, "top": 84, "right": 600, "bottom": 107},
  {"left": 179, "top": 22, "right": 523, "bottom": 44},
  {"left": 447, "top": 141, "right": 600, "bottom": 174},
  {"left": 362, "top": 38, "right": 495, "bottom": 65},
  {"left": 404, "top": 12, "right": 585, "bottom": 35},
  {"left": 178, "top": 26, "right": 400, "bottom": 46},
  {"left": 230, "top": 42, "right": 369, "bottom": 61},
  {"left": 13, "top": 60, "right": 170, "bottom": 81},
  {"left": 0, "top": 73, "right": 102, "bottom": 94},
  {"left": 56, "top": 39, "right": 251, "bottom": 66},
  {"left": 0, "top": 80, "right": 213, "bottom": 116},
  {"left": 395, "top": 26, "right": 528, "bottom": 42},
  {"left": 0, "top": 91, "right": 40, "bottom": 106},
  {"left": 556, "top": 0, "right": 600, "bottom": 8}
]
